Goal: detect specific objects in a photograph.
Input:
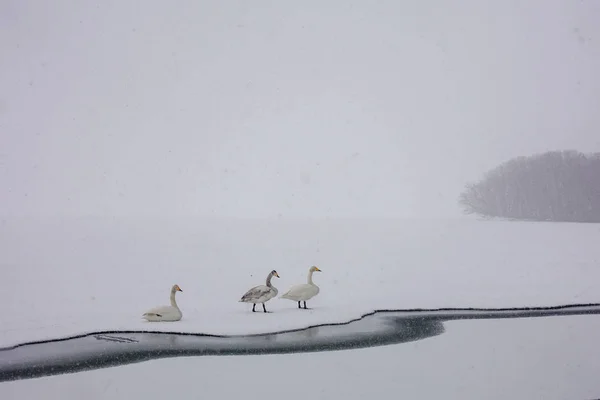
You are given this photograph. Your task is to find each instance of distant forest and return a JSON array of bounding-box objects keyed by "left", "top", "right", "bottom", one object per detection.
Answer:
[{"left": 459, "top": 150, "right": 600, "bottom": 223}]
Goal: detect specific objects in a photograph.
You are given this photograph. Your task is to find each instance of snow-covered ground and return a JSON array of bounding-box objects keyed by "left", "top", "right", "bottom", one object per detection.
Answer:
[
  {"left": 1, "top": 217, "right": 599, "bottom": 348},
  {"left": 2, "top": 314, "right": 599, "bottom": 400}
]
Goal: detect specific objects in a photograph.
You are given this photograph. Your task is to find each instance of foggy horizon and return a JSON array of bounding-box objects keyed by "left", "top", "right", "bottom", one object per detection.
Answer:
[{"left": 2, "top": 1, "right": 599, "bottom": 219}]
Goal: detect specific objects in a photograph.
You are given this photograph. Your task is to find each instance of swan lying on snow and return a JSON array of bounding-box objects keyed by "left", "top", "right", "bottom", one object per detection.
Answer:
[
  {"left": 142, "top": 284, "right": 183, "bottom": 322},
  {"left": 239, "top": 270, "right": 280, "bottom": 312},
  {"left": 281, "top": 266, "right": 322, "bottom": 309}
]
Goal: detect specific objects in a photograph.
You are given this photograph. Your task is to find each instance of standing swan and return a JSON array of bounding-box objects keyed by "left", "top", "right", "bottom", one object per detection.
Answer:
[
  {"left": 239, "top": 270, "right": 280, "bottom": 312},
  {"left": 142, "top": 284, "right": 183, "bottom": 322},
  {"left": 281, "top": 266, "right": 322, "bottom": 309}
]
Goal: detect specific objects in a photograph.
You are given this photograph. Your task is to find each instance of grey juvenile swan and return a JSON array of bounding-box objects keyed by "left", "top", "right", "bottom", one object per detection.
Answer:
[{"left": 239, "top": 270, "right": 280, "bottom": 312}]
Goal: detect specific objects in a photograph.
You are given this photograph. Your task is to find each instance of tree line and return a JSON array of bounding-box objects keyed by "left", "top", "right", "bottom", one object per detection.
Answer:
[{"left": 459, "top": 150, "right": 600, "bottom": 222}]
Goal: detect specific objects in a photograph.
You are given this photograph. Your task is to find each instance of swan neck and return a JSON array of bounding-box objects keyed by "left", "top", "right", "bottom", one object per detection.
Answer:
[
  {"left": 170, "top": 289, "right": 178, "bottom": 308},
  {"left": 266, "top": 273, "right": 273, "bottom": 287},
  {"left": 307, "top": 270, "right": 314, "bottom": 285}
]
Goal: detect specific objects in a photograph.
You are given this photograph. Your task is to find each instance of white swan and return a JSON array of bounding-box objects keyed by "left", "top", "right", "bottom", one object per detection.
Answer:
[
  {"left": 142, "top": 284, "right": 183, "bottom": 322},
  {"left": 281, "top": 266, "right": 322, "bottom": 309},
  {"left": 239, "top": 270, "right": 280, "bottom": 312}
]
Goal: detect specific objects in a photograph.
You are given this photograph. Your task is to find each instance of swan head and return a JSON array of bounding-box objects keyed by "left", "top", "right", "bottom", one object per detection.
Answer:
[
  {"left": 310, "top": 266, "right": 322, "bottom": 272},
  {"left": 172, "top": 284, "right": 183, "bottom": 292},
  {"left": 271, "top": 270, "right": 280, "bottom": 278}
]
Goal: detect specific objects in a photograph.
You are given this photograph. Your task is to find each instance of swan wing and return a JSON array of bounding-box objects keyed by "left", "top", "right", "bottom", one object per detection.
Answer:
[
  {"left": 143, "top": 305, "right": 173, "bottom": 316},
  {"left": 240, "top": 285, "right": 272, "bottom": 302},
  {"left": 142, "top": 305, "right": 181, "bottom": 321},
  {"left": 281, "top": 284, "right": 319, "bottom": 301}
]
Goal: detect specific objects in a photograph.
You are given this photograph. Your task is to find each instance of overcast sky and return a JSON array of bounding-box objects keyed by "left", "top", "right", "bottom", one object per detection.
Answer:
[{"left": 1, "top": 0, "right": 599, "bottom": 218}]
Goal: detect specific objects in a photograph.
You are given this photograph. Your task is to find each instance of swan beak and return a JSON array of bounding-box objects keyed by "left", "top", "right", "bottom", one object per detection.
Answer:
[
  {"left": 275, "top": 272, "right": 280, "bottom": 278},
  {"left": 315, "top": 268, "right": 322, "bottom": 272}
]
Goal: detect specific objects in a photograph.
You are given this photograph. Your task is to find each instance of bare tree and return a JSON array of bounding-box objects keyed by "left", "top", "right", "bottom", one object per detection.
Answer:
[{"left": 459, "top": 150, "right": 600, "bottom": 222}]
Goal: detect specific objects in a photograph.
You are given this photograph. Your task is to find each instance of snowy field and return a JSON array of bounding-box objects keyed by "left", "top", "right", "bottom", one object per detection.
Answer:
[
  {"left": 1, "top": 217, "right": 599, "bottom": 348},
  {"left": 2, "top": 314, "right": 600, "bottom": 399}
]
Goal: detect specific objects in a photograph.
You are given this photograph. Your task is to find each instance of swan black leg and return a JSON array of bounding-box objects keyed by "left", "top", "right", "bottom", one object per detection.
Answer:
[
  {"left": 252, "top": 303, "right": 256, "bottom": 312},
  {"left": 262, "top": 303, "right": 267, "bottom": 313},
  {"left": 297, "top": 301, "right": 301, "bottom": 309},
  {"left": 303, "top": 301, "right": 308, "bottom": 309}
]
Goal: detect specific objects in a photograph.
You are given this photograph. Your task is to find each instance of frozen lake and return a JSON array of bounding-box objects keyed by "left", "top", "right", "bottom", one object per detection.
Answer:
[
  {"left": 2, "top": 309, "right": 600, "bottom": 399},
  {"left": 2, "top": 217, "right": 600, "bottom": 347},
  {"left": 2, "top": 303, "right": 600, "bottom": 393},
  {"left": 2, "top": 217, "right": 600, "bottom": 398}
]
